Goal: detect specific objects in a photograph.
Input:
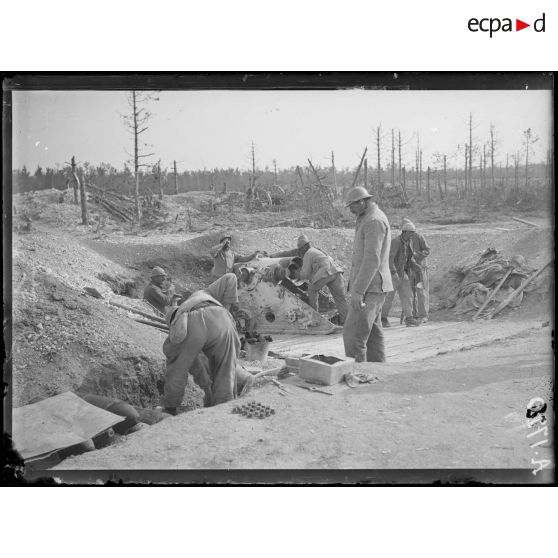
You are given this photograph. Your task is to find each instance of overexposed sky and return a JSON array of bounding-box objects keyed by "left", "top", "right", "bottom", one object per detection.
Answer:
[{"left": 12, "top": 89, "right": 552, "bottom": 172}]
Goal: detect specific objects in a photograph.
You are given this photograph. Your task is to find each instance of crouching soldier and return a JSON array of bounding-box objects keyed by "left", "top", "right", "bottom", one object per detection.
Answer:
[
  {"left": 161, "top": 274, "right": 253, "bottom": 413},
  {"left": 162, "top": 291, "right": 239, "bottom": 413},
  {"left": 289, "top": 235, "right": 348, "bottom": 325}
]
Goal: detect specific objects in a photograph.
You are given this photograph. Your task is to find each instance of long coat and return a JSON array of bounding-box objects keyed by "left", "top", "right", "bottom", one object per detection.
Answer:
[{"left": 348, "top": 203, "right": 393, "bottom": 297}]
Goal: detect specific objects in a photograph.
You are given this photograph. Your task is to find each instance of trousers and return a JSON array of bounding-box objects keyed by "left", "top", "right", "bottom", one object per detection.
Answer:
[
  {"left": 162, "top": 305, "right": 240, "bottom": 408},
  {"left": 307, "top": 272, "right": 348, "bottom": 323},
  {"left": 343, "top": 292, "right": 386, "bottom": 363},
  {"left": 381, "top": 273, "right": 414, "bottom": 320}
]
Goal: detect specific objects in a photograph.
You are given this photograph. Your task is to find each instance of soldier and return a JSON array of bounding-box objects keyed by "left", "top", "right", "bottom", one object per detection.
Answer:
[
  {"left": 161, "top": 273, "right": 253, "bottom": 413},
  {"left": 143, "top": 266, "right": 179, "bottom": 315},
  {"left": 397, "top": 219, "right": 430, "bottom": 324},
  {"left": 288, "top": 235, "right": 348, "bottom": 324},
  {"left": 210, "top": 233, "right": 261, "bottom": 278},
  {"left": 381, "top": 234, "right": 419, "bottom": 328},
  {"left": 342, "top": 186, "right": 393, "bottom": 363}
]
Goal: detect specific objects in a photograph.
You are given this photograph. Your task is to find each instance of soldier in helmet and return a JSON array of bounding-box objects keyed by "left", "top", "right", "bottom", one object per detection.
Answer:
[
  {"left": 209, "top": 233, "right": 261, "bottom": 279},
  {"left": 343, "top": 186, "right": 393, "bottom": 362},
  {"left": 285, "top": 234, "right": 348, "bottom": 325},
  {"left": 143, "top": 266, "right": 179, "bottom": 315}
]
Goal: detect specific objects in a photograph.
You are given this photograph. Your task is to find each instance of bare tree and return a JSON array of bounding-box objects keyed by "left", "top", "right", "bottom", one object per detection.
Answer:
[
  {"left": 375, "top": 125, "right": 383, "bottom": 193},
  {"left": 390, "top": 129, "right": 395, "bottom": 187},
  {"left": 397, "top": 131, "right": 402, "bottom": 186},
  {"left": 522, "top": 128, "right": 539, "bottom": 188},
  {"left": 468, "top": 113, "right": 474, "bottom": 193},
  {"left": 251, "top": 141, "right": 257, "bottom": 187},
  {"left": 331, "top": 151, "right": 338, "bottom": 197},
  {"left": 489, "top": 124, "right": 497, "bottom": 190},
  {"left": 122, "top": 91, "right": 159, "bottom": 222},
  {"left": 69, "top": 155, "right": 89, "bottom": 225},
  {"left": 173, "top": 160, "right": 178, "bottom": 194}
]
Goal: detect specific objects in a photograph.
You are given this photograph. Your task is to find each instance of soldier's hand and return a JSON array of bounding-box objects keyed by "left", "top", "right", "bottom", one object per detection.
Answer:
[{"left": 350, "top": 295, "right": 365, "bottom": 311}]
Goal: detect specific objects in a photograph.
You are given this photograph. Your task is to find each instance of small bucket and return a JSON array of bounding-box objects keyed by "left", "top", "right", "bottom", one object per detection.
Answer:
[{"left": 245, "top": 340, "right": 271, "bottom": 364}]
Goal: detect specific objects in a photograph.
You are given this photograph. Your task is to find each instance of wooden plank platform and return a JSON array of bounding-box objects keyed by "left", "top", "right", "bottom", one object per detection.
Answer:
[{"left": 269, "top": 319, "right": 543, "bottom": 363}]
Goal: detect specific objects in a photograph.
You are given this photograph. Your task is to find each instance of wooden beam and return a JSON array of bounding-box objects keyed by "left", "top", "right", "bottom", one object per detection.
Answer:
[
  {"left": 350, "top": 147, "right": 368, "bottom": 189},
  {"left": 471, "top": 268, "right": 512, "bottom": 321},
  {"left": 512, "top": 217, "right": 540, "bottom": 228},
  {"left": 488, "top": 260, "right": 552, "bottom": 319}
]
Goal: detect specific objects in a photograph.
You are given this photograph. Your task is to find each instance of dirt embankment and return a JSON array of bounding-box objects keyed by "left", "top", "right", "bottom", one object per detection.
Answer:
[{"left": 11, "top": 229, "right": 203, "bottom": 409}]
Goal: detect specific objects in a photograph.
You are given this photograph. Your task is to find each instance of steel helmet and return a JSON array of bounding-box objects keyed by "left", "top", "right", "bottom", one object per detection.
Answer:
[
  {"left": 220, "top": 233, "right": 232, "bottom": 243},
  {"left": 151, "top": 266, "right": 167, "bottom": 278},
  {"left": 401, "top": 218, "right": 416, "bottom": 232},
  {"left": 297, "top": 234, "right": 310, "bottom": 249},
  {"left": 345, "top": 186, "right": 372, "bottom": 207}
]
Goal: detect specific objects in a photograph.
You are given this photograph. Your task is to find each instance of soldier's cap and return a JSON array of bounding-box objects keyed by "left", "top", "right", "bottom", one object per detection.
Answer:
[
  {"left": 297, "top": 234, "right": 310, "bottom": 249},
  {"left": 345, "top": 186, "right": 372, "bottom": 207},
  {"left": 401, "top": 219, "right": 416, "bottom": 232},
  {"left": 220, "top": 233, "right": 232, "bottom": 242},
  {"left": 151, "top": 266, "right": 167, "bottom": 278}
]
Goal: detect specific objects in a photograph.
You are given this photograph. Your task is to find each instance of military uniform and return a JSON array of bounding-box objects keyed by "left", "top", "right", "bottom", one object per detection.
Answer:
[
  {"left": 343, "top": 202, "right": 393, "bottom": 362},
  {"left": 299, "top": 246, "right": 348, "bottom": 323},
  {"left": 143, "top": 282, "right": 174, "bottom": 315}
]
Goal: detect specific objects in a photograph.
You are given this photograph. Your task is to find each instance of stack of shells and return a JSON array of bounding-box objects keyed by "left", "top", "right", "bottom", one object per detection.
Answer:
[{"left": 232, "top": 401, "right": 275, "bottom": 419}]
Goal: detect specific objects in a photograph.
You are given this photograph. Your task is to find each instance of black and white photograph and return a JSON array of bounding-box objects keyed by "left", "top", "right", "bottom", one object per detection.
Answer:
[{"left": 3, "top": 73, "right": 554, "bottom": 484}]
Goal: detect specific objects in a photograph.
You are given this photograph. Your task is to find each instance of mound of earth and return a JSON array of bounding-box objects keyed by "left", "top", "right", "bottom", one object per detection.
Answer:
[{"left": 11, "top": 229, "right": 203, "bottom": 410}]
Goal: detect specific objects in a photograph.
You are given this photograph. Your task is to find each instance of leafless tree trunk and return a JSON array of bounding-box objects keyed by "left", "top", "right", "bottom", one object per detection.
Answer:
[
  {"left": 351, "top": 147, "right": 368, "bottom": 190},
  {"left": 426, "top": 166, "right": 431, "bottom": 202},
  {"left": 122, "top": 91, "right": 158, "bottom": 223},
  {"left": 173, "top": 160, "right": 178, "bottom": 194},
  {"left": 71, "top": 155, "right": 89, "bottom": 225},
  {"left": 419, "top": 150, "right": 423, "bottom": 194},
  {"left": 522, "top": 128, "right": 538, "bottom": 189},
  {"left": 397, "top": 131, "right": 402, "bottom": 186},
  {"left": 464, "top": 144, "right": 468, "bottom": 197},
  {"left": 443, "top": 154, "right": 447, "bottom": 198},
  {"left": 331, "top": 151, "right": 338, "bottom": 198},
  {"left": 364, "top": 158, "right": 368, "bottom": 191},
  {"left": 402, "top": 166, "right": 406, "bottom": 193},
  {"left": 468, "top": 113, "right": 473, "bottom": 194},
  {"left": 251, "top": 141, "right": 257, "bottom": 188},
  {"left": 490, "top": 125, "right": 496, "bottom": 190},
  {"left": 481, "top": 144, "right": 486, "bottom": 194},
  {"left": 375, "top": 125, "right": 382, "bottom": 194},
  {"left": 391, "top": 129, "right": 395, "bottom": 188},
  {"left": 437, "top": 170, "right": 444, "bottom": 200},
  {"left": 415, "top": 150, "right": 419, "bottom": 194}
]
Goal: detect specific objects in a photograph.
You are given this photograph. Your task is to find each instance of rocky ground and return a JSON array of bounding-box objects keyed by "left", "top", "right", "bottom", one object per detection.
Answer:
[{"left": 8, "top": 189, "right": 554, "bottom": 477}]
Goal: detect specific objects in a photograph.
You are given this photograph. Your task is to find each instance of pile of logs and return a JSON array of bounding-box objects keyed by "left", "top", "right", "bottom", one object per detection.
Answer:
[{"left": 87, "top": 183, "right": 135, "bottom": 222}]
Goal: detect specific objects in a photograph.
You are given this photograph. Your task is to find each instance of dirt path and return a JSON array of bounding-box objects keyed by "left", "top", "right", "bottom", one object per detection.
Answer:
[{"left": 53, "top": 327, "right": 553, "bottom": 471}]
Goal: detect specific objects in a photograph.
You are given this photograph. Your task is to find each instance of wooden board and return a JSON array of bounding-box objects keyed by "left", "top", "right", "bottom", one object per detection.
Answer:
[
  {"left": 12, "top": 392, "right": 125, "bottom": 460},
  {"left": 269, "top": 320, "right": 543, "bottom": 363}
]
